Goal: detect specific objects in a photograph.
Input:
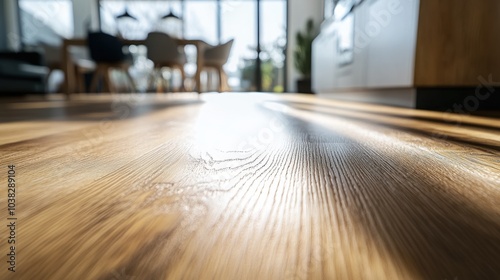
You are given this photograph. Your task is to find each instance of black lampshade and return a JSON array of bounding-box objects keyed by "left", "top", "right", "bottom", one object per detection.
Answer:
[
  {"left": 161, "top": 11, "right": 181, "bottom": 20},
  {"left": 116, "top": 9, "right": 137, "bottom": 20}
]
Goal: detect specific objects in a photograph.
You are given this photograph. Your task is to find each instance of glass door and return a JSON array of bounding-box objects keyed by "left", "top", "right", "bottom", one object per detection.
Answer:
[
  {"left": 260, "top": 0, "right": 287, "bottom": 92},
  {"left": 221, "top": 1, "right": 258, "bottom": 91},
  {"left": 221, "top": 0, "right": 287, "bottom": 92}
]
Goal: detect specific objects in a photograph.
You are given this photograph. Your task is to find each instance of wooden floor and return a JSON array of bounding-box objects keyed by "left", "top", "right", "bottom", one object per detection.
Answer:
[{"left": 0, "top": 93, "right": 499, "bottom": 280}]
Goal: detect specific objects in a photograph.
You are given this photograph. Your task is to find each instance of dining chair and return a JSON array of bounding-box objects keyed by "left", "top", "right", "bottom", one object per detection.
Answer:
[
  {"left": 145, "top": 32, "right": 187, "bottom": 92},
  {"left": 40, "top": 43, "right": 61, "bottom": 73},
  {"left": 87, "top": 31, "right": 136, "bottom": 93},
  {"left": 203, "top": 39, "right": 234, "bottom": 92},
  {"left": 41, "top": 43, "right": 95, "bottom": 93},
  {"left": 40, "top": 43, "right": 63, "bottom": 92}
]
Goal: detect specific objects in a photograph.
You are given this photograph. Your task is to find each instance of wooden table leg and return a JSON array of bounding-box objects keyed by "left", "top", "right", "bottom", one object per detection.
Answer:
[
  {"left": 195, "top": 42, "right": 204, "bottom": 94},
  {"left": 62, "top": 40, "right": 76, "bottom": 96}
]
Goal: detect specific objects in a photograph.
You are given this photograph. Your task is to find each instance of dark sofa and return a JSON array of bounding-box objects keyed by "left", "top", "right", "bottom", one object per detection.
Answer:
[{"left": 0, "top": 52, "right": 48, "bottom": 95}]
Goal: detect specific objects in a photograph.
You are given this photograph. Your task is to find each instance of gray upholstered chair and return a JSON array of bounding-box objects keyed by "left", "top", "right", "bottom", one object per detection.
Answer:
[
  {"left": 40, "top": 43, "right": 95, "bottom": 93},
  {"left": 40, "top": 43, "right": 61, "bottom": 72},
  {"left": 145, "top": 32, "right": 187, "bottom": 92},
  {"left": 203, "top": 39, "right": 234, "bottom": 92}
]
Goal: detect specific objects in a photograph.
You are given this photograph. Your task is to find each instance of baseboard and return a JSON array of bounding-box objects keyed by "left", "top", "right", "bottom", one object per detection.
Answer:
[
  {"left": 317, "top": 88, "right": 417, "bottom": 108},
  {"left": 317, "top": 87, "right": 500, "bottom": 112},
  {"left": 416, "top": 87, "right": 500, "bottom": 111}
]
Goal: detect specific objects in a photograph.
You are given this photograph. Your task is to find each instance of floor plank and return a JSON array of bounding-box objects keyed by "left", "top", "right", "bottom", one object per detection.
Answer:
[{"left": 0, "top": 93, "right": 499, "bottom": 279}]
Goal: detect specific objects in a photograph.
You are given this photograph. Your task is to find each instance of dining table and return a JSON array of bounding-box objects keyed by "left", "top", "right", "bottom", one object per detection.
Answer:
[{"left": 62, "top": 37, "right": 207, "bottom": 94}]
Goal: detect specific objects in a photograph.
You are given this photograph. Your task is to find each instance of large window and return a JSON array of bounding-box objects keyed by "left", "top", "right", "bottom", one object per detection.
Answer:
[
  {"left": 99, "top": 0, "right": 287, "bottom": 92},
  {"left": 184, "top": 1, "right": 218, "bottom": 45},
  {"left": 18, "top": 0, "right": 74, "bottom": 46},
  {"left": 260, "top": 0, "right": 286, "bottom": 92},
  {"left": 221, "top": 1, "right": 257, "bottom": 91}
]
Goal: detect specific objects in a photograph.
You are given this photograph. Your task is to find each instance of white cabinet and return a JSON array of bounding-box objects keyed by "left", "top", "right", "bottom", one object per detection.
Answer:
[
  {"left": 365, "top": 0, "right": 419, "bottom": 88},
  {"left": 313, "top": 0, "right": 421, "bottom": 92}
]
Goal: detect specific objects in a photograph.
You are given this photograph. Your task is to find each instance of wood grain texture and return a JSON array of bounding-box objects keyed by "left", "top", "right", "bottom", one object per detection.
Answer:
[
  {"left": 0, "top": 93, "right": 499, "bottom": 280},
  {"left": 414, "top": 0, "right": 500, "bottom": 87}
]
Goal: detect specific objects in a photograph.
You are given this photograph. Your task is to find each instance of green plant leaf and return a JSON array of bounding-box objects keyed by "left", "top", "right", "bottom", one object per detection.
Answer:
[{"left": 293, "top": 18, "right": 316, "bottom": 77}]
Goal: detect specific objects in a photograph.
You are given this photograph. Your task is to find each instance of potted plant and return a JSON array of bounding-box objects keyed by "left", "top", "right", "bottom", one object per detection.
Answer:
[{"left": 294, "top": 19, "right": 318, "bottom": 93}]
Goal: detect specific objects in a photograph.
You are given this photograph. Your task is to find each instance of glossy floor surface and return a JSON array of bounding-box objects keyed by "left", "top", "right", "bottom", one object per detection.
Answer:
[{"left": 0, "top": 93, "right": 499, "bottom": 279}]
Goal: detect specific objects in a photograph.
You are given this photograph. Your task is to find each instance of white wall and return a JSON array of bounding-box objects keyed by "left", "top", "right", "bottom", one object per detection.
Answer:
[
  {"left": 287, "top": 0, "right": 323, "bottom": 92},
  {"left": 312, "top": 0, "right": 420, "bottom": 92}
]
